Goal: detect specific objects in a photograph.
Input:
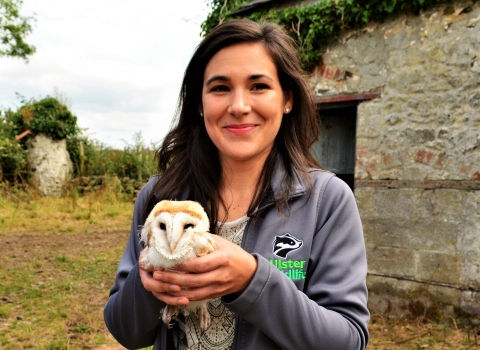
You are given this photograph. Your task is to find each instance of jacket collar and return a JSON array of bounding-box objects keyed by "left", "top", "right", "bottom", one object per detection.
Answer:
[
  {"left": 270, "top": 158, "right": 307, "bottom": 201},
  {"left": 176, "top": 157, "right": 308, "bottom": 202}
]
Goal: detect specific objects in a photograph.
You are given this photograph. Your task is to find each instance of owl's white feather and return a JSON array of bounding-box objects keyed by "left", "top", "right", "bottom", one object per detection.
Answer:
[{"left": 140, "top": 200, "right": 215, "bottom": 331}]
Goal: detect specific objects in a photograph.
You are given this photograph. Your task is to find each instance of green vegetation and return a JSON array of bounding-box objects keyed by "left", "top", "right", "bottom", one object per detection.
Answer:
[
  {"left": 0, "top": 185, "right": 133, "bottom": 348},
  {"left": 10, "top": 96, "right": 80, "bottom": 141},
  {"left": 1, "top": 95, "right": 81, "bottom": 183},
  {"left": 1, "top": 95, "right": 158, "bottom": 187},
  {"left": 0, "top": 109, "right": 27, "bottom": 182},
  {"left": 0, "top": 181, "right": 134, "bottom": 236},
  {"left": 202, "top": 0, "right": 460, "bottom": 70},
  {"left": 66, "top": 131, "right": 158, "bottom": 182},
  {"left": 0, "top": 0, "right": 35, "bottom": 60}
]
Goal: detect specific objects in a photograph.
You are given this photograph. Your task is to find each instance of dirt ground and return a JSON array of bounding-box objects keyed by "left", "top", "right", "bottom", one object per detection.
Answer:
[
  {"left": 0, "top": 230, "right": 128, "bottom": 349},
  {"left": 0, "top": 231, "right": 121, "bottom": 267}
]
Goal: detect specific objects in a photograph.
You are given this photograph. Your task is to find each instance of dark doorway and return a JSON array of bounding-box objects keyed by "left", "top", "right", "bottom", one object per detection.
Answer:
[{"left": 312, "top": 104, "right": 357, "bottom": 190}]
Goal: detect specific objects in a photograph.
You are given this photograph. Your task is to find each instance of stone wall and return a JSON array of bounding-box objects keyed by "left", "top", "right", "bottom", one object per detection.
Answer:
[
  {"left": 309, "top": 1, "right": 480, "bottom": 320},
  {"left": 70, "top": 175, "right": 145, "bottom": 197},
  {"left": 27, "top": 134, "right": 73, "bottom": 197}
]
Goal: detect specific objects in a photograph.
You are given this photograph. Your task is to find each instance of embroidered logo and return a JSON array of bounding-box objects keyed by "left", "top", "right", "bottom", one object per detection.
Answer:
[
  {"left": 269, "top": 259, "right": 306, "bottom": 280},
  {"left": 272, "top": 233, "right": 303, "bottom": 258}
]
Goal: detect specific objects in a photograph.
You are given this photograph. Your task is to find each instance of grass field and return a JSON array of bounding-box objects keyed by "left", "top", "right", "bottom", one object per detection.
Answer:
[
  {"left": 0, "top": 186, "right": 478, "bottom": 349},
  {"left": 0, "top": 186, "right": 133, "bottom": 349}
]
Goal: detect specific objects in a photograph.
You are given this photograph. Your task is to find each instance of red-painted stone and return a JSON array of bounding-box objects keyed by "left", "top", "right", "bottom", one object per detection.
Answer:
[
  {"left": 357, "top": 150, "right": 368, "bottom": 157},
  {"left": 435, "top": 153, "right": 444, "bottom": 167},
  {"left": 416, "top": 149, "right": 427, "bottom": 162},
  {"left": 383, "top": 154, "right": 392, "bottom": 165},
  {"left": 318, "top": 63, "right": 345, "bottom": 81},
  {"left": 426, "top": 152, "right": 435, "bottom": 163}
]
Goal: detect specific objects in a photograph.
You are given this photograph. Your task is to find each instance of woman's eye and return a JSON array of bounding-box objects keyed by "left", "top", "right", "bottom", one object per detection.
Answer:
[
  {"left": 210, "top": 85, "right": 229, "bottom": 93},
  {"left": 252, "top": 83, "right": 269, "bottom": 91}
]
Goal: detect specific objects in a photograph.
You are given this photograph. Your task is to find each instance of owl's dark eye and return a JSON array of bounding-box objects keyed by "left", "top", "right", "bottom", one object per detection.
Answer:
[
  {"left": 160, "top": 223, "right": 166, "bottom": 230},
  {"left": 184, "top": 223, "right": 194, "bottom": 230}
]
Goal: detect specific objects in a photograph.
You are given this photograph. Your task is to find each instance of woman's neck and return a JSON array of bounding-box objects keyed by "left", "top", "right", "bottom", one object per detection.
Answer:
[{"left": 218, "top": 156, "right": 267, "bottom": 222}]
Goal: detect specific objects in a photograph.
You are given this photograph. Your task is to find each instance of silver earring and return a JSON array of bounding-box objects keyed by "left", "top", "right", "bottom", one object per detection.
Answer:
[
  {"left": 285, "top": 107, "right": 290, "bottom": 113},
  {"left": 200, "top": 111, "right": 203, "bottom": 117}
]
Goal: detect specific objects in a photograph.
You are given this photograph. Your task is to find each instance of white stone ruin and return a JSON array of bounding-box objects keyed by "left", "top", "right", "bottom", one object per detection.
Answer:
[{"left": 27, "top": 133, "right": 73, "bottom": 197}]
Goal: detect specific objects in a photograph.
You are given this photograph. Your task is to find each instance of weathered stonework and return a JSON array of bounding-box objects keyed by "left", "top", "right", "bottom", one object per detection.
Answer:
[
  {"left": 27, "top": 134, "right": 73, "bottom": 197},
  {"left": 309, "top": 1, "right": 480, "bottom": 320}
]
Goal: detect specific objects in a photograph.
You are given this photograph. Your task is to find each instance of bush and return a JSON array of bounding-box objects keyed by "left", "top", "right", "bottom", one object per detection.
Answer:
[
  {"left": 67, "top": 132, "right": 158, "bottom": 181},
  {"left": 11, "top": 96, "right": 80, "bottom": 140},
  {"left": 0, "top": 109, "right": 28, "bottom": 182}
]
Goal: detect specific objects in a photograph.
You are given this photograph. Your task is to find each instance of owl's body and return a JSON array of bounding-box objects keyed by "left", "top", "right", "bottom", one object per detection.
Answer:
[{"left": 140, "top": 200, "right": 216, "bottom": 332}]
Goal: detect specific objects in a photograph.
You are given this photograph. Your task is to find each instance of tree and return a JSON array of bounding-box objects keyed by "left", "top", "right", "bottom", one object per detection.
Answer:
[{"left": 0, "top": 0, "right": 35, "bottom": 60}]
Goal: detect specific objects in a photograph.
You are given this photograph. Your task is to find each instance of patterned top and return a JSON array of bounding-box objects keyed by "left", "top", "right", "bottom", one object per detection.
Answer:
[{"left": 174, "top": 216, "right": 249, "bottom": 350}]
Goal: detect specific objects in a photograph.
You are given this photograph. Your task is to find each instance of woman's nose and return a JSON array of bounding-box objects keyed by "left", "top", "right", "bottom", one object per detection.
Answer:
[{"left": 227, "top": 90, "right": 251, "bottom": 116}]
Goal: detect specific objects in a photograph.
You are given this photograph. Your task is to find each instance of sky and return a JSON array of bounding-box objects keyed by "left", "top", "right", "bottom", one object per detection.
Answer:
[{"left": 0, "top": 0, "right": 210, "bottom": 148}]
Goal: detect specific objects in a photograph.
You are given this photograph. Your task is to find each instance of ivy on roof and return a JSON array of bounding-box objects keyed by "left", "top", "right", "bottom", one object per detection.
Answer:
[{"left": 201, "top": 0, "right": 461, "bottom": 70}]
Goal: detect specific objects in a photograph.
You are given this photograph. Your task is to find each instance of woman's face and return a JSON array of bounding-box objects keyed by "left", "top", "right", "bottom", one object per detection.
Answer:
[{"left": 201, "top": 42, "right": 292, "bottom": 165}]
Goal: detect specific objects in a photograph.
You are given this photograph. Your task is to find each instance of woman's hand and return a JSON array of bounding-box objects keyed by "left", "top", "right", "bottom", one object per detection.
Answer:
[
  {"left": 140, "top": 235, "right": 258, "bottom": 306},
  {"left": 139, "top": 248, "right": 190, "bottom": 306}
]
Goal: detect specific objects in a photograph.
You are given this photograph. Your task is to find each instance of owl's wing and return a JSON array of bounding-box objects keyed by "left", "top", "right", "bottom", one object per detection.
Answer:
[{"left": 193, "top": 232, "right": 216, "bottom": 257}]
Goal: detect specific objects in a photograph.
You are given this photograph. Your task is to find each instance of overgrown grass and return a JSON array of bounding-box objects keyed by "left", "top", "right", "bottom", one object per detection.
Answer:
[
  {"left": 0, "top": 181, "right": 133, "bottom": 236},
  {"left": 369, "top": 314, "right": 480, "bottom": 349},
  {"left": 0, "top": 248, "right": 123, "bottom": 348},
  {"left": 0, "top": 183, "right": 133, "bottom": 349}
]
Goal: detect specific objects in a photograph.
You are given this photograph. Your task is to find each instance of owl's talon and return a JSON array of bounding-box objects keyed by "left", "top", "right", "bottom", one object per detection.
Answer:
[
  {"left": 197, "top": 306, "right": 211, "bottom": 333},
  {"left": 162, "top": 305, "right": 179, "bottom": 328}
]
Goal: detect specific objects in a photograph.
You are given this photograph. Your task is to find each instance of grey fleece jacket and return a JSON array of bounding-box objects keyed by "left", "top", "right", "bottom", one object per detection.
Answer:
[{"left": 104, "top": 167, "right": 369, "bottom": 350}]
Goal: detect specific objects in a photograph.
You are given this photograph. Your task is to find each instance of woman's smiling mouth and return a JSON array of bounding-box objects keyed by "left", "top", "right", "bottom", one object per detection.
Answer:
[{"left": 224, "top": 124, "right": 257, "bottom": 135}]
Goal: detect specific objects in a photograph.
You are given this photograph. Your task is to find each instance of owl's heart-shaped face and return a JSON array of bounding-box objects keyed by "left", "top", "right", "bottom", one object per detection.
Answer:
[
  {"left": 140, "top": 200, "right": 212, "bottom": 264},
  {"left": 150, "top": 211, "right": 208, "bottom": 255}
]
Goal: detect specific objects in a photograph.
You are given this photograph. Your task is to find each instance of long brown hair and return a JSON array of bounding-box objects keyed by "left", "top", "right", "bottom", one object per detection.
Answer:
[{"left": 144, "top": 19, "right": 320, "bottom": 233}]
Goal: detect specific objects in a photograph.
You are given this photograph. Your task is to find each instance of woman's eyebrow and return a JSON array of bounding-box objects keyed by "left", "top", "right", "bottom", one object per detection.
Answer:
[
  {"left": 205, "top": 73, "right": 274, "bottom": 86},
  {"left": 248, "top": 74, "right": 273, "bottom": 81},
  {"left": 205, "top": 75, "right": 229, "bottom": 86}
]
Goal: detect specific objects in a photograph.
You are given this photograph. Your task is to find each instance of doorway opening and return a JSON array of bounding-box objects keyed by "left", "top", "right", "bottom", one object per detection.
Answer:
[
  {"left": 312, "top": 103, "right": 357, "bottom": 191},
  {"left": 312, "top": 93, "right": 379, "bottom": 191}
]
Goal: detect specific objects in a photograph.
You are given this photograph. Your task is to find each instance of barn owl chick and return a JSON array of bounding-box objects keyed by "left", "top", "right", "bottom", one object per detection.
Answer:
[{"left": 140, "top": 200, "right": 216, "bottom": 332}]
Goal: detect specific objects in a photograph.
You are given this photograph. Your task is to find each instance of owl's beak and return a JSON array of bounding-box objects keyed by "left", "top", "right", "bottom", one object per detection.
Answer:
[{"left": 169, "top": 241, "right": 177, "bottom": 253}]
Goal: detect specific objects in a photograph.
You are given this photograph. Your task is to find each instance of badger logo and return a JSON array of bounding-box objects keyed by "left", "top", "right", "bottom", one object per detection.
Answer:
[{"left": 273, "top": 233, "right": 303, "bottom": 258}]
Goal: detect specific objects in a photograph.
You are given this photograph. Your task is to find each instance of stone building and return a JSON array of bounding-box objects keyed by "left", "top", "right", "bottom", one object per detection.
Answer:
[{"left": 238, "top": 0, "right": 480, "bottom": 321}]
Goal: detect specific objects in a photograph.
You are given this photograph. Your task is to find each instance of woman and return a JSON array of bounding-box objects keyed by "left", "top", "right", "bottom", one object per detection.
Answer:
[{"left": 104, "top": 19, "right": 369, "bottom": 350}]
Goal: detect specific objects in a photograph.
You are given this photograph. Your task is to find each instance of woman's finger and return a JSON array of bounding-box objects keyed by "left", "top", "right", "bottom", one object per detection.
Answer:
[
  {"left": 140, "top": 268, "right": 181, "bottom": 294},
  {"left": 140, "top": 268, "right": 191, "bottom": 305},
  {"left": 153, "top": 270, "right": 202, "bottom": 288},
  {"left": 152, "top": 291, "right": 190, "bottom": 306}
]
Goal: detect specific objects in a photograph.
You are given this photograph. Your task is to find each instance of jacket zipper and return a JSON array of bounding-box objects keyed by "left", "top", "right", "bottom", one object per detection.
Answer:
[{"left": 232, "top": 190, "right": 305, "bottom": 350}]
